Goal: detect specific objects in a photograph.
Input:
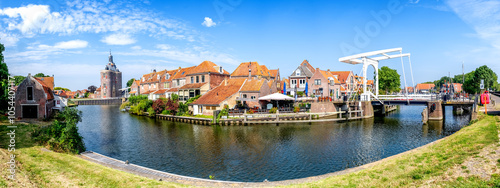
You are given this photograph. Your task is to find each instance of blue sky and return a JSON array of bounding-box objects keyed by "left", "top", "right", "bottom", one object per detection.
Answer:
[{"left": 1, "top": 0, "right": 499, "bottom": 90}]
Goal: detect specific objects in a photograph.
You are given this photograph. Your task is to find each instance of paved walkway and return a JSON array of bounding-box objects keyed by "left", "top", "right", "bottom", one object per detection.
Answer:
[{"left": 479, "top": 93, "right": 500, "bottom": 115}]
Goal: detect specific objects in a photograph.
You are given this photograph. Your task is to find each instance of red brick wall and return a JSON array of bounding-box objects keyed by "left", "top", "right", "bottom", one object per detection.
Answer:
[
  {"left": 209, "top": 73, "right": 229, "bottom": 88},
  {"left": 15, "top": 76, "right": 54, "bottom": 119}
]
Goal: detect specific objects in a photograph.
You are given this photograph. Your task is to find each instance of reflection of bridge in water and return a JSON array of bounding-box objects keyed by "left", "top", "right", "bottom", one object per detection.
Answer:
[{"left": 338, "top": 48, "right": 476, "bottom": 122}]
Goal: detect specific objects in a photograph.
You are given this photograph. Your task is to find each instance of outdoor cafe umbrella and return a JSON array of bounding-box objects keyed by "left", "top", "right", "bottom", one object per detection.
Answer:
[
  {"left": 259, "top": 92, "right": 295, "bottom": 109},
  {"left": 283, "top": 82, "right": 286, "bottom": 94},
  {"left": 305, "top": 82, "right": 308, "bottom": 97}
]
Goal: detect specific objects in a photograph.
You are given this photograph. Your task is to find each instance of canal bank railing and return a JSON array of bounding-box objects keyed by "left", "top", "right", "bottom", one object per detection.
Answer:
[{"left": 156, "top": 110, "right": 364, "bottom": 125}]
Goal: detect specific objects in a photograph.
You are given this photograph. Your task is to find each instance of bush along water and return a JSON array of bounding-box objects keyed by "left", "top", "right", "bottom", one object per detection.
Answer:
[{"left": 33, "top": 107, "right": 86, "bottom": 154}]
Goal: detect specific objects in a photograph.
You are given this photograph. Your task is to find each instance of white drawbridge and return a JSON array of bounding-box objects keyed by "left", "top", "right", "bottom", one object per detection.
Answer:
[{"left": 338, "top": 47, "right": 415, "bottom": 102}]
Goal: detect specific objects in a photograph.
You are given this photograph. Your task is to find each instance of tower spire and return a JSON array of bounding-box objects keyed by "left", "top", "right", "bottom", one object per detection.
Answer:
[{"left": 108, "top": 49, "right": 114, "bottom": 63}]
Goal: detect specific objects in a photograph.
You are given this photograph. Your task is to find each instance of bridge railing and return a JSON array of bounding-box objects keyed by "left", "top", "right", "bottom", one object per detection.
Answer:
[{"left": 376, "top": 94, "right": 434, "bottom": 101}]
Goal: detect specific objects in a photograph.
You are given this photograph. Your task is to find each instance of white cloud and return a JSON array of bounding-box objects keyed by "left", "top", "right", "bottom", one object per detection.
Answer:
[
  {"left": 54, "top": 39, "right": 88, "bottom": 49},
  {"left": 202, "top": 17, "right": 216, "bottom": 27},
  {"left": 156, "top": 44, "right": 172, "bottom": 50},
  {"left": 0, "top": 32, "right": 20, "bottom": 47},
  {"left": 0, "top": 1, "right": 194, "bottom": 40},
  {"left": 446, "top": 0, "right": 500, "bottom": 49},
  {"left": 131, "top": 45, "right": 142, "bottom": 50},
  {"left": 101, "top": 33, "right": 136, "bottom": 45}
]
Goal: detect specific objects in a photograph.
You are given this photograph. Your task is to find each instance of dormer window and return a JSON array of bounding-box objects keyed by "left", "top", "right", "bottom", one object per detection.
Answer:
[
  {"left": 166, "top": 74, "right": 170, "bottom": 80},
  {"left": 157, "top": 75, "right": 160, "bottom": 80},
  {"left": 219, "top": 67, "right": 223, "bottom": 73},
  {"left": 142, "top": 77, "right": 145, "bottom": 81}
]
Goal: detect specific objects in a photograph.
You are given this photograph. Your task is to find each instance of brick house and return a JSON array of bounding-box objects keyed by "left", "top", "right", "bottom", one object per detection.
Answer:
[
  {"left": 415, "top": 83, "right": 435, "bottom": 94},
  {"left": 329, "top": 71, "right": 355, "bottom": 96},
  {"left": 236, "top": 78, "right": 272, "bottom": 109},
  {"left": 231, "top": 62, "right": 275, "bottom": 80},
  {"left": 308, "top": 68, "right": 341, "bottom": 99},
  {"left": 178, "top": 61, "right": 230, "bottom": 102},
  {"left": 287, "top": 60, "right": 316, "bottom": 96},
  {"left": 139, "top": 69, "right": 167, "bottom": 99},
  {"left": 190, "top": 78, "right": 247, "bottom": 115},
  {"left": 129, "top": 80, "right": 141, "bottom": 96},
  {"left": 15, "top": 74, "right": 55, "bottom": 119}
]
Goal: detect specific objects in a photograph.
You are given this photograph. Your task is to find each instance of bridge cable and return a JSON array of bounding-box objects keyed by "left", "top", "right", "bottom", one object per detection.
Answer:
[
  {"left": 408, "top": 55, "right": 415, "bottom": 94},
  {"left": 399, "top": 50, "right": 409, "bottom": 101}
]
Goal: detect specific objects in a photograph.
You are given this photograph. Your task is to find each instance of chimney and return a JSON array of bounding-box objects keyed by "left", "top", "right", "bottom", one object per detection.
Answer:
[
  {"left": 248, "top": 69, "right": 252, "bottom": 79},
  {"left": 153, "top": 69, "right": 156, "bottom": 73},
  {"left": 327, "top": 69, "right": 330, "bottom": 72}
]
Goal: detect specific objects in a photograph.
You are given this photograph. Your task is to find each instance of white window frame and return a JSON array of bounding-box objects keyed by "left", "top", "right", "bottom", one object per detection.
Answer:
[{"left": 296, "top": 69, "right": 301, "bottom": 76}]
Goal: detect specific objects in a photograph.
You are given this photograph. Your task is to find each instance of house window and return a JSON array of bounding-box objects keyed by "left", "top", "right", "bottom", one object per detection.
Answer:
[
  {"left": 291, "top": 79, "right": 297, "bottom": 85},
  {"left": 212, "top": 106, "right": 216, "bottom": 110},
  {"left": 299, "top": 79, "right": 306, "bottom": 87},
  {"left": 166, "top": 74, "right": 170, "bottom": 80},
  {"left": 219, "top": 67, "right": 223, "bottom": 73},
  {"left": 177, "top": 80, "right": 180, "bottom": 86},
  {"left": 196, "top": 76, "right": 199, "bottom": 83},
  {"left": 157, "top": 75, "right": 160, "bottom": 80},
  {"left": 206, "top": 106, "right": 211, "bottom": 110},
  {"left": 27, "top": 87, "right": 33, "bottom": 100},
  {"left": 191, "top": 77, "right": 194, "bottom": 83},
  {"left": 251, "top": 96, "right": 256, "bottom": 99},
  {"left": 142, "top": 77, "right": 145, "bottom": 81},
  {"left": 296, "top": 69, "right": 301, "bottom": 76},
  {"left": 202, "top": 75, "right": 205, "bottom": 82},
  {"left": 243, "top": 94, "right": 247, "bottom": 98},
  {"left": 315, "top": 79, "right": 321, "bottom": 85}
]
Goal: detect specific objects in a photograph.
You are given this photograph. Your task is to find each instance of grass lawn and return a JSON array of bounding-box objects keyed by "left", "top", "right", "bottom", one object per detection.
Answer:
[{"left": 0, "top": 114, "right": 498, "bottom": 187}]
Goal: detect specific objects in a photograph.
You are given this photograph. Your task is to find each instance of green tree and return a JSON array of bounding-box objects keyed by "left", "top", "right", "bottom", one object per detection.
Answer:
[
  {"left": 469, "top": 65, "right": 498, "bottom": 93},
  {"left": 14, "top": 75, "right": 25, "bottom": 86},
  {"left": 463, "top": 71, "right": 475, "bottom": 94},
  {"left": 0, "top": 42, "right": 7, "bottom": 112},
  {"left": 34, "top": 73, "right": 50, "bottom": 77},
  {"left": 433, "top": 76, "right": 452, "bottom": 91},
  {"left": 126, "top": 78, "right": 135, "bottom": 92},
  {"left": 379, "top": 66, "right": 401, "bottom": 94},
  {"left": 54, "top": 87, "right": 71, "bottom": 91}
]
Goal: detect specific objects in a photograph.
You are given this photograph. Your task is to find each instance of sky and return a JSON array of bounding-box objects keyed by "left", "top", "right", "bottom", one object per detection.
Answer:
[{"left": 1, "top": 0, "right": 499, "bottom": 91}]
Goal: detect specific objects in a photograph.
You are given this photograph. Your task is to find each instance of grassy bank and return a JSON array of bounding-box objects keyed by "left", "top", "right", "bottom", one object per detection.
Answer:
[
  {"left": 291, "top": 115, "right": 500, "bottom": 187},
  {"left": 0, "top": 115, "right": 498, "bottom": 187}
]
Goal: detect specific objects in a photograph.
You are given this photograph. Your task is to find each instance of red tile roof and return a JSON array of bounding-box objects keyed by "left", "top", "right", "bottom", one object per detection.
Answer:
[
  {"left": 300, "top": 60, "right": 315, "bottom": 73},
  {"left": 171, "top": 66, "right": 196, "bottom": 80},
  {"left": 36, "top": 76, "right": 54, "bottom": 90},
  {"left": 231, "top": 62, "right": 272, "bottom": 78},
  {"left": 191, "top": 78, "right": 247, "bottom": 106},
  {"left": 319, "top": 70, "right": 340, "bottom": 84},
  {"left": 329, "top": 71, "right": 352, "bottom": 84},
  {"left": 269, "top": 69, "right": 279, "bottom": 78},
  {"left": 153, "top": 89, "right": 168, "bottom": 94},
  {"left": 160, "top": 70, "right": 178, "bottom": 82},
  {"left": 188, "top": 61, "right": 230, "bottom": 75},
  {"left": 166, "top": 88, "right": 179, "bottom": 92},
  {"left": 141, "top": 69, "right": 167, "bottom": 84},
  {"left": 180, "top": 82, "right": 207, "bottom": 89},
  {"left": 34, "top": 77, "right": 54, "bottom": 100},
  {"left": 415, "top": 83, "right": 435, "bottom": 90},
  {"left": 240, "top": 79, "right": 266, "bottom": 91}
]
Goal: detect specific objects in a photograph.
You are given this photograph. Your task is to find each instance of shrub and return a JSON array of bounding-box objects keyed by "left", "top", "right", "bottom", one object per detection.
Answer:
[
  {"left": 33, "top": 107, "right": 85, "bottom": 154},
  {"left": 247, "top": 109, "right": 255, "bottom": 114},
  {"left": 294, "top": 106, "right": 300, "bottom": 113},
  {"left": 165, "top": 98, "right": 179, "bottom": 115},
  {"left": 120, "top": 101, "right": 130, "bottom": 110},
  {"left": 177, "top": 102, "right": 188, "bottom": 115},
  {"left": 170, "top": 94, "right": 179, "bottom": 101},
  {"left": 269, "top": 107, "right": 277, "bottom": 114},
  {"left": 128, "top": 95, "right": 148, "bottom": 105},
  {"left": 152, "top": 99, "right": 166, "bottom": 114},
  {"left": 147, "top": 107, "right": 155, "bottom": 117},
  {"left": 186, "top": 95, "right": 201, "bottom": 105}
]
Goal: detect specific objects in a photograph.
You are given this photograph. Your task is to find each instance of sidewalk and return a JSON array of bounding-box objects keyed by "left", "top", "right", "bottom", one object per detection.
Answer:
[{"left": 479, "top": 94, "right": 500, "bottom": 115}]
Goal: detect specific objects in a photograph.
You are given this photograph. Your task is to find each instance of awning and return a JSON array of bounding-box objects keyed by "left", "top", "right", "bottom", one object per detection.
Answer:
[{"left": 258, "top": 92, "right": 295, "bottom": 101}]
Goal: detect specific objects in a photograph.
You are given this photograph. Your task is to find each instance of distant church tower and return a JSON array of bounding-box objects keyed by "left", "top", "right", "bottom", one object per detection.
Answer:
[{"left": 100, "top": 51, "right": 122, "bottom": 98}]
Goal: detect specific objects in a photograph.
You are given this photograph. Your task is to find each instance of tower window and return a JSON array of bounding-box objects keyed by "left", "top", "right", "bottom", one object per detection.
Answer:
[{"left": 27, "top": 87, "right": 33, "bottom": 100}]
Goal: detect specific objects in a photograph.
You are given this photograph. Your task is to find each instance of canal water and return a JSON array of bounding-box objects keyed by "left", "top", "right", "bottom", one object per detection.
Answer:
[{"left": 77, "top": 105, "right": 470, "bottom": 182}]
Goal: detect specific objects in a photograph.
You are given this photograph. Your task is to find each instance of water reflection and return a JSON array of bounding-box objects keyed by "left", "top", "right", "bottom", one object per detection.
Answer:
[{"left": 77, "top": 105, "right": 469, "bottom": 182}]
